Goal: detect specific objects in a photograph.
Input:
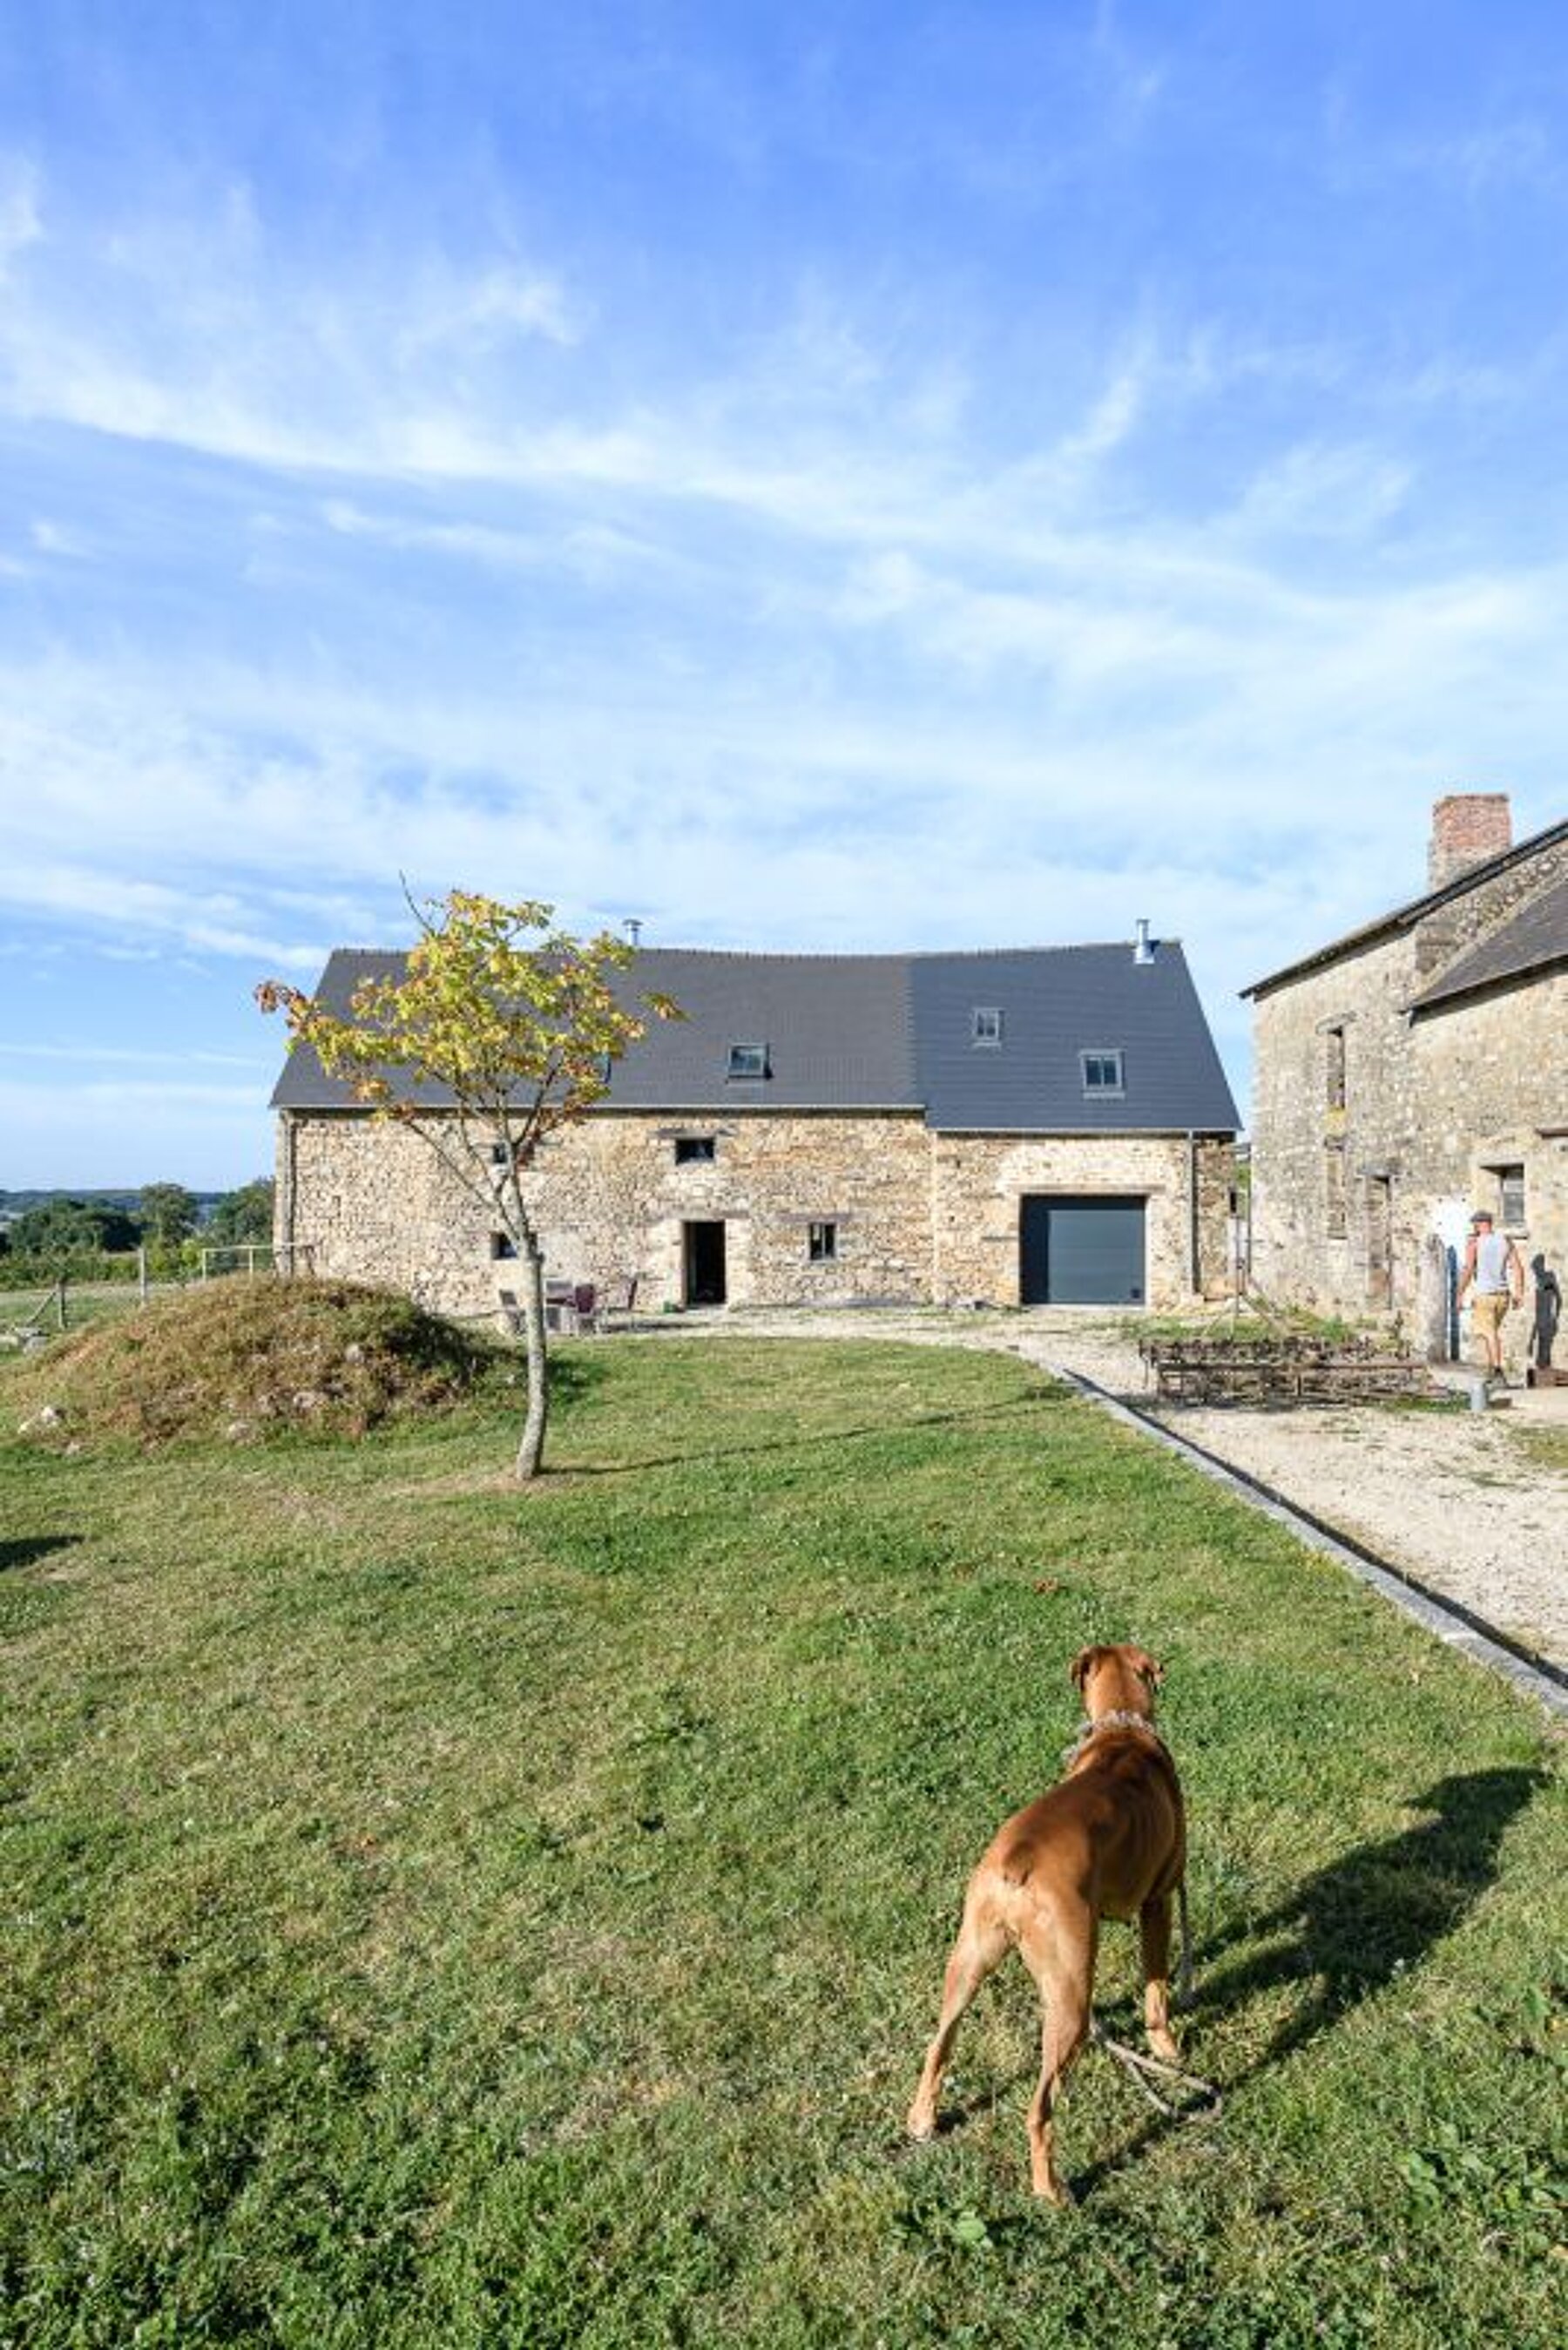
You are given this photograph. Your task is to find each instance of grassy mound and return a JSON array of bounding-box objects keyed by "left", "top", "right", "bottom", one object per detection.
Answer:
[{"left": 8, "top": 1277, "right": 501, "bottom": 1450}]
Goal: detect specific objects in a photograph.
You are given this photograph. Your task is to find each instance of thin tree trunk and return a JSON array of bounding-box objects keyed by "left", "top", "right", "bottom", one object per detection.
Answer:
[{"left": 513, "top": 1234, "right": 550, "bottom": 1480}]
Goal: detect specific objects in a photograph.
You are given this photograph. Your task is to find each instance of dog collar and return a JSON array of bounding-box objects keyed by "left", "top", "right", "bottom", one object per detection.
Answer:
[{"left": 1062, "top": 1710, "right": 1166, "bottom": 1766}]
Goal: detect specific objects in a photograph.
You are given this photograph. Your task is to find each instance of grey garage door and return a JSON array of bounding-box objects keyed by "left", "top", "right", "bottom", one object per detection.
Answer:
[{"left": 1019, "top": 1195, "right": 1146, "bottom": 1305}]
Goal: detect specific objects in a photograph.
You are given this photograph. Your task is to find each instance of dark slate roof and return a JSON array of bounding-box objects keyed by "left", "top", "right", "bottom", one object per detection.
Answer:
[
  {"left": 592, "top": 950, "right": 917, "bottom": 1110},
  {"left": 272, "top": 941, "right": 1239, "bottom": 1134},
  {"left": 1241, "top": 816, "right": 1568, "bottom": 1000},
  {"left": 909, "top": 945, "right": 1238, "bottom": 1132},
  {"left": 1407, "top": 875, "right": 1568, "bottom": 1012}
]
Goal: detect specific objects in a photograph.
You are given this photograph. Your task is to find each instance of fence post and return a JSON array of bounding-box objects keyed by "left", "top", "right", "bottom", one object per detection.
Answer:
[
  {"left": 57, "top": 1276, "right": 67, "bottom": 1331},
  {"left": 138, "top": 1245, "right": 149, "bottom": 1304}
]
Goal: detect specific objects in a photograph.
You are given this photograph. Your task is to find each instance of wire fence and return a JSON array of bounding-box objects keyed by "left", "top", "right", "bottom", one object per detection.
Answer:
[{"left": 1, "top": 1244, "right": 316, "bottom": 1349}]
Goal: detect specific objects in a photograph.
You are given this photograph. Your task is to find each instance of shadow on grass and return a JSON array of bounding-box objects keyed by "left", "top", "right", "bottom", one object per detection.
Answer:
[
  {"left": 1071, "top": 1764, "right": 1546, "bottom": 2198},
  {"left": 551, "top": 1390, "right": 1064, "bottom": 1479},
  {"left": 0, "top": 1534, "right": 83, "bottom": 1572}
]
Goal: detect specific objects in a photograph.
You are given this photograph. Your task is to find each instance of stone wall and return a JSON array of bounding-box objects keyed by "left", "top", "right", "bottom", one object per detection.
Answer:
[
  {"left": 277, "top": 1108, "right": 1233, "bottom": 1318},
  {"left": 1249, "top": 863, "right": 1568, "bottom": 1365},
  {"left": 930, "top": 1132, "right": 1233, "bottom": 1306},
  {"left": 521, "top": 1110, "right": 935, "bottom": 1310}
]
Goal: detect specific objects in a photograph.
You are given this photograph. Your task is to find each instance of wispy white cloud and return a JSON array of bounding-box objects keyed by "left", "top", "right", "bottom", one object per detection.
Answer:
[
  {"left": 393, "top": 261, "right": 584, "bottom": 357},
  {"left": 0, "top": 154, "right": 41, "bottom": 277},
  {"left": 0, "top": 859, "right": 329, "bottom": 970},
  {"left": 29, "top": 517, "right": 88, "bottom": 557},
  {"left": 0, "top": 1040, "right": 267, "bottom": 1068}
]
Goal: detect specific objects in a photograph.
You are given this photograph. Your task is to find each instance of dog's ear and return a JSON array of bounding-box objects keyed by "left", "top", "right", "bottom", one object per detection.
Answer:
[
  {"left": 1129, "top": 1647, "right": 1165, "bottom": 1690},
  {"left": 1069, "top": 1646, "right": 1099, "bottom": 1691}
]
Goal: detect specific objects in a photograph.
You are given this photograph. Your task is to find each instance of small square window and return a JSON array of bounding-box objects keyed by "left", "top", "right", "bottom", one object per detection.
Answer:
[
  {"left": 1080, "top": 1049, "right": 1125, "bottom": 1096},
  {"left": 490, "top": 1142, "right": 510, "bottom": 1166},
  {"left": 491, "top": 1232, "right": 517, "bottom": 1260},
  {"left": 972, "top": 1006, "right": 1003, "bottom": 1046},
  {"left": 675, "top": 1135, "right": 717, "bottom": 1164},
  {"left": 727, "top": 1042, "right": 768, "bottom": 1080},
  {"left": 808, "top": 1221, "right": 838, "bottom": 1263}
]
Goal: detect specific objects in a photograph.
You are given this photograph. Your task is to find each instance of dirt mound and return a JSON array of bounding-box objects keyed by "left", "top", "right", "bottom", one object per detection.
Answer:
[{"left": 9, "top": 1278, "right": 501, "bottom": 1452}]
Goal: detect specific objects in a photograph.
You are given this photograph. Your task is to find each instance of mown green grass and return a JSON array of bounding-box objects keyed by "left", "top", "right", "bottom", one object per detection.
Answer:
[{"left": 2, "top": 1338, "right": 1564, "bottom": 2349}]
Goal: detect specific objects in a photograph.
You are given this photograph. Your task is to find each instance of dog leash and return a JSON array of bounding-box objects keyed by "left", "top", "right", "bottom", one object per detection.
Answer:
[{"left": 1089, "top": 2020, "right": 1222, "bottom": 2119}]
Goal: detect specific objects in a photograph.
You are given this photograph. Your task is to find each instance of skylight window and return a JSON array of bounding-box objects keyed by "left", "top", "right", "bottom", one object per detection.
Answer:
[
  {"left": 971, "top": 1006, "right": 1003, "bottom": 1046},
  {"left": 1080, "top": 1049, "right": 1125, "bottom": 1097},
  {"left": 727, "top": 1042, "right": 769, "bottom": 1080}
]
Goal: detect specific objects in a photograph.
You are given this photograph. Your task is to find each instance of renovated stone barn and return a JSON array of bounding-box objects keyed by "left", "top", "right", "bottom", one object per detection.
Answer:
[
  {"left": 271, "top": 935, "right": 1240, "bottom": 1322},
  {"left": 1245, "top": 796, "right": 1568, "bottom": 1364}
]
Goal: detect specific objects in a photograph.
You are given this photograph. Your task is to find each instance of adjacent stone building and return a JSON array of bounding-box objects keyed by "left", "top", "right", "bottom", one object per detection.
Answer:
[
  {"left": 273, "top": 937, "right": 1239, "bottom": 1320},
  {"left": 1245, "top": 796, "right": 1568, "bottom": 1364}
]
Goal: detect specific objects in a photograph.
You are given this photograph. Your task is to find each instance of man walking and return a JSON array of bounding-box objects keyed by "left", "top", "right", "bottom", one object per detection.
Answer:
[{"left": 1456, "top": 1209, "right": 1524, "bottom": 1383}]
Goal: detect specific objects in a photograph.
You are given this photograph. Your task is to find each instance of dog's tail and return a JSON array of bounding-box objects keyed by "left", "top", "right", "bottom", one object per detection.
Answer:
[{"left": 1176, "top": 1880, "right": 1193, "bottom": 2008}]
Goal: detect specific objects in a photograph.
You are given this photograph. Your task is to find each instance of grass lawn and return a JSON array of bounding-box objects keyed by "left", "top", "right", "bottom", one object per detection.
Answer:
[{"left": 2, "top": 1336, "right": 1564, "bottom": 2348}]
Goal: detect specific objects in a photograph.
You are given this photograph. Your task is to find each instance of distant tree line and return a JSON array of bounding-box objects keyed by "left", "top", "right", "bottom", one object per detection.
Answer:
[{"left": 0, "top": 1180, "right": 275, "bottom": 1281}]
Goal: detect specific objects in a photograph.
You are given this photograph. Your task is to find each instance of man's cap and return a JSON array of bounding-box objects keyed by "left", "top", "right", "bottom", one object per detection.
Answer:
[{"left": 1470, "top": 1209, "right": 1494, "bottom": 1226}]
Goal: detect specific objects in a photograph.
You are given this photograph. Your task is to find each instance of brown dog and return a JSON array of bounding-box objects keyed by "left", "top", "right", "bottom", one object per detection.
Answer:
[{"left": 907, "top": 1642, "right": 1188, "bottom": 2203}]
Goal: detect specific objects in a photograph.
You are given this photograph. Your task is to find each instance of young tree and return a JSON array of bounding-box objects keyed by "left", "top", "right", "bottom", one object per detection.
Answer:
[{"left": 258, "top": 893, "right": 679, "bottom": 1480}]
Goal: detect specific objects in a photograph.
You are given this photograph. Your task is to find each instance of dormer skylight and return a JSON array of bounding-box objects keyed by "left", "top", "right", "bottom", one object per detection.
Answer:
[
  {"left": 971, "top": 1006, "right": 1003, "bottom": 1046},
  {"left": 1080, "top": 1049, "right": 1125, "bottom": 1097},
  {"left": 727, "top": 1041, "right": 769, "bottom": 1080}
]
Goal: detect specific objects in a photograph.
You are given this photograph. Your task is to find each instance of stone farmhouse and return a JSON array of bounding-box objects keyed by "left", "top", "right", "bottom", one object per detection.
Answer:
[
  {"left": 271, "top": 936, "right": 1240, "bottom": 1320},
  {"left": 1245, "top": 795, "right": 1568, "bottom": 1359}
]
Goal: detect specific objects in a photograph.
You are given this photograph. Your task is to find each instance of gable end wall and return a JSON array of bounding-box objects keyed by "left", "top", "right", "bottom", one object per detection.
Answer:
[{"left": 1250, "top": 844, "right": 1568, "bottom": 1356}]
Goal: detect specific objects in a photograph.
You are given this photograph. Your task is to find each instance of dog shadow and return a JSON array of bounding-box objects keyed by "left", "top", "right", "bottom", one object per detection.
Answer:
[{"left": 1071, "top": 1764, "right": 1546, "bottom": 2197}]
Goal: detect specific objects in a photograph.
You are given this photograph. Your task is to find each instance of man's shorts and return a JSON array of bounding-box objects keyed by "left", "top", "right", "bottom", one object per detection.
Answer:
[{"left": 1471, "top": 1291, "right": 1511, "bottom": 1336}]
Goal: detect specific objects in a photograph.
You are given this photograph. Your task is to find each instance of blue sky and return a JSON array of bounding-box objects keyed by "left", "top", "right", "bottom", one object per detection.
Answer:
[{"left": 2, "top": 2, "right": 1566, "bottom": 1186}]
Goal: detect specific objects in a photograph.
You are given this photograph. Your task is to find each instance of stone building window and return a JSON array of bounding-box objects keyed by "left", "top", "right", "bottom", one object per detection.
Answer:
[
  {"left": 808, "top": 1221, "right": 838, "bottom": 1262},
  {"left": 1080, "top": 1049, "right": 1125, "bottom": 1097},
  {"left": 674, "top": 1135, "right": 717, "bottom": 1164},
  {"left": 1325, "top": 1025, "right": 1346, "bottom": 1113},
  {"left": 491, "top": 1233, "right": 518, "bottom": 1259},
  {"left": 727, "top": 1042, "right": 769, "bottom": 1080},
  {"left": 1324, "top": 1141, "right": 1347, "bottom": 1239},
  {"left": 1492, "top": 1163, "right": 1527, "bottom": 1227},
  {"left": 972, "top": 1006, "right": 1003, "bottom": 1046}
]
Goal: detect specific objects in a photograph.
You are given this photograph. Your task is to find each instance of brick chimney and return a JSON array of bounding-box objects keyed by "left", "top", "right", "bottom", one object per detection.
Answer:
[{"left": 1428, "top": 793, "right": 1511, "bottom": 891}]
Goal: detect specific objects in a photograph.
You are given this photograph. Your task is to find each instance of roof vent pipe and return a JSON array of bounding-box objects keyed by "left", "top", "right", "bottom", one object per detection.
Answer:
[
  {"left": 623, "top": 918, "right": 644, "bottom": 946},
  {"left": 1133, "top": 918, "right": 1153, "bottom": 965}
]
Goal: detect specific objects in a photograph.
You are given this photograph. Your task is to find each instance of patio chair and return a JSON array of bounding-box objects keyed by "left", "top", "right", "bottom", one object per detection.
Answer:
[
  {"left": 601, "top": 1275, "right": 639, "bottom": 1324},
  {"left": 544, "top": 1278, "right": 580, "bottom": 1334},
  {"left": 571, "top": 1283, "right": 601, "bottom": 1336}
]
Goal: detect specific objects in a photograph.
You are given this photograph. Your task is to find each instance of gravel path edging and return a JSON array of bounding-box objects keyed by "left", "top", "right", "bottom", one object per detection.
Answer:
[{"left": 1047, "top": 1360, "right": 1568, "bottom": 1722}]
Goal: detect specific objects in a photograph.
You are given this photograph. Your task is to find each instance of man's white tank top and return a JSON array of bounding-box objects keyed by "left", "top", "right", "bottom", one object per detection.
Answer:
[{"left": 1475, "top": 1232, "right": 1512, "bottom": 1292}]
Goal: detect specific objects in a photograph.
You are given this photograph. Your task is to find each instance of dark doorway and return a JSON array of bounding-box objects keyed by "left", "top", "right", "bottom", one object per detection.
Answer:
[
  {"left": 683, "top": 1221, "right": 727, "bottom": 1306},
  {"left": 1020, "top": 1195, "right": 1146, "bottom": 1305}
]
